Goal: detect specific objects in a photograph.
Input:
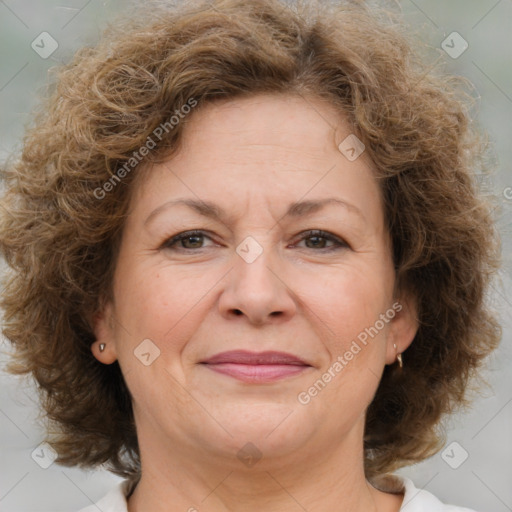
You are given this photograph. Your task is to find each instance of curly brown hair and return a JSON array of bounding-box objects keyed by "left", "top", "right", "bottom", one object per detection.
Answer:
[{"left": 0, "top": 0, "right": 501, "bottom": 481}]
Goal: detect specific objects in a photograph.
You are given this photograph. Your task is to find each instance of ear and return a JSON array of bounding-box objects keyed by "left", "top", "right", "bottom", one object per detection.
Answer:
[
  {"left": 91, "top": 302, "right": 118, "bottom": 365},
  {"left": 385, "top": 293, "right": 419, "bottom": 365}
]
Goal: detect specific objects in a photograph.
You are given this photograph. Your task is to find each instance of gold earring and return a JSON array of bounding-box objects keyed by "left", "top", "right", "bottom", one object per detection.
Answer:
[
  {"left": 99, "top": 343, "right": 106, "bottom": 352},
  {"left": 393, "top": 343, "right": 403, "bottom": 368}
]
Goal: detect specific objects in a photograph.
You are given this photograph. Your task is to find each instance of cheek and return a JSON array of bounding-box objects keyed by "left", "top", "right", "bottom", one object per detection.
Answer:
[
  {"left": 109, "top": 265, "right": 204, "bottom": 410},
  {"left": 114, "top": 263, "right": 201, "bottom": 334},
  {"left": 304, "top": 266, "right": 394, "bottom": 413},
  {"left": 295, "top": 262, "right": 393, "bottom": 352},
  {"left": 111, "top": 261, "right": 225, "bottom": 375}
]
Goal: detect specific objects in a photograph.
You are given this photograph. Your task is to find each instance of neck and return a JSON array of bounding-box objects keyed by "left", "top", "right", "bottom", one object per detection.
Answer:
[{"left": 127, "top": 418, "right": 403, "bottom": 512}]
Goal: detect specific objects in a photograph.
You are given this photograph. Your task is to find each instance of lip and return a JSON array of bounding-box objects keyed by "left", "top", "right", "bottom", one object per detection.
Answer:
[
  {"left": 202, "top": 350, "right": 309, "bottom": 365},
  {"left": 201, "top": 350, "right": 311, "bottom": 383}
]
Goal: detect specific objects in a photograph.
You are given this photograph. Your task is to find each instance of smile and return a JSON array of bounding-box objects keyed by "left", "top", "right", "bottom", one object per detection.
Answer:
[{"left": 200, "top": 350, "right": 312, "bottom": 383}]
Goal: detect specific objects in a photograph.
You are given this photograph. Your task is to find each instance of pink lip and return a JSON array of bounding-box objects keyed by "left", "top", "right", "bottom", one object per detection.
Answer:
[{"left": 201, "top": 350, "right": 311, "bottom": 383}]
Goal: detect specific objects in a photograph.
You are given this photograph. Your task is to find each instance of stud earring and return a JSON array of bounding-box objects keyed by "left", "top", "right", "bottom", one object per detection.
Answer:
[{"left": 99, "top": 343, "right": 106, "bottom": 352}]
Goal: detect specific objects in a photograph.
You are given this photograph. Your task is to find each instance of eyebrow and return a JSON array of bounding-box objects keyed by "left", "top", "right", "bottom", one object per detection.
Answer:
[{"left": 144, "top": 197, "right": 365, "bottom": 227}]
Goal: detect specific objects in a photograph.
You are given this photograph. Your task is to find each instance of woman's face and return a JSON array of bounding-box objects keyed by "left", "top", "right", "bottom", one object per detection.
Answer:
[{"left": 94, "top": 93, "right": 417, "bottom": 467}]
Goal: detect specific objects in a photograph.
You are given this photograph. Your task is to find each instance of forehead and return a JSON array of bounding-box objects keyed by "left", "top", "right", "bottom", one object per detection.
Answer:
[
  {"left": 129, "top": 93, "right": 383, "bottom": 227},
  {"left": 180, "top": 93, "right": 353, "bottom": 158}
]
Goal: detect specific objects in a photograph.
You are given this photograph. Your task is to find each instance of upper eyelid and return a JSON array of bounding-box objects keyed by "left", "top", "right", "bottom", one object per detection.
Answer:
[{"left": 162, "top": 229, "right": 348, "bottom": 249}]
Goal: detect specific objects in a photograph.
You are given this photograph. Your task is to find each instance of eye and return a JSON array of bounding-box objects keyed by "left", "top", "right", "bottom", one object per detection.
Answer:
[
  {"left": 294, "top": 229, "right": 349, "bottom": 251},
  {"left": 161, "top": 230, "right": 216, "bottom": 250},
  {"left": 161, "top": 229, "right": 349, "bottom": 252}
]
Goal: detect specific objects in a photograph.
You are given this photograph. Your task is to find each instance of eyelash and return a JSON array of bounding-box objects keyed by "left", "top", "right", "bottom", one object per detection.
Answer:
[{"left": 161, "top": 229, "right": 349, "bottom": 252}]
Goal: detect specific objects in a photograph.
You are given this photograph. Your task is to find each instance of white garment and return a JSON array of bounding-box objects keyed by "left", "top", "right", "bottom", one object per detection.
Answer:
[{"left": 77, "top": 476, "right": 478, "bottom": 512}]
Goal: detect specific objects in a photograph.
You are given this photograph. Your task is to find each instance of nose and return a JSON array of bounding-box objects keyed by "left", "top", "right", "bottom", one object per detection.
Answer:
[{"left": 218, "top": 245, "right": 297, "bottom": 325}]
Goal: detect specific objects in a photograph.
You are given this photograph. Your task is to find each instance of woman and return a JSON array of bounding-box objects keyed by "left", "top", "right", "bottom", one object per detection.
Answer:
[{"left": 0, "top": 0, "right": 501, "bottom": 511}]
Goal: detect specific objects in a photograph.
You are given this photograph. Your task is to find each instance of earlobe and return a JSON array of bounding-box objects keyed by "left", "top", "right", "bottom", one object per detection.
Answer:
[
  {"left": 91, "top": 339, "right": 117, "bottom": 364},
  {"left": 386, "top": 294, "right": 419, "bottom": 365},
  {"left": 91, "top": 307, "right": 118, "bottom": 365}
]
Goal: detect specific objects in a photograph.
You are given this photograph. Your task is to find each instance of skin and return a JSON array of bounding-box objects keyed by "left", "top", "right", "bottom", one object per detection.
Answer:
[{"left": 93, "top": 93, "right": 418, "bottom": 512}]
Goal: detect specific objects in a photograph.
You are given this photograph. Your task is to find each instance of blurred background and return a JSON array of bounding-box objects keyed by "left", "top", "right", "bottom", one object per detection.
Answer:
[{"left": 0, "top": 0, "right": 511, "bottom": 511}]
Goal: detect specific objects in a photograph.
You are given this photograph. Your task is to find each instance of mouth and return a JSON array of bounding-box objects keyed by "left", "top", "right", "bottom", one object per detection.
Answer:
[{"left": 200, "top": 350, "right": 312, "bottom": 383}]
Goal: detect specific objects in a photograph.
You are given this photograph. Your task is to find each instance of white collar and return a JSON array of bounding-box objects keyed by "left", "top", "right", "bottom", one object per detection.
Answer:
[{"left": 79, "top": 474, "right": 477, "bottom": 512}]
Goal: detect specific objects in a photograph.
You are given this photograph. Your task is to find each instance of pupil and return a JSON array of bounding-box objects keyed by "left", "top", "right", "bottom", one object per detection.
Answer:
[
  {"left": 183, "top": 235, "right": 202, "bottom": 248},
  {"left": 306, "top": 236, "right": 325, "bottom": 249}
]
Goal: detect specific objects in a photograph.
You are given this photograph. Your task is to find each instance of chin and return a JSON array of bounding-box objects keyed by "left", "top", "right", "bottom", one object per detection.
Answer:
[{"left": 191, "top": 402, "right": 315, "bottom": 461}]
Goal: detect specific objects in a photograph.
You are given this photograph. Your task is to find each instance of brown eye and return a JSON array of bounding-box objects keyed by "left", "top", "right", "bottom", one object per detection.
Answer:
[
  {"left": 161, "top": 229, "right": 349, "bottom": 253},
  {"left": 179, "top": 234, "right": 204, "bottom": 249},
  {"left": 296, "top": 230, "right": 349, "bottom": 251},
  {"left": 162, "top": 230, "right": 213, "bottom": 250}
]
